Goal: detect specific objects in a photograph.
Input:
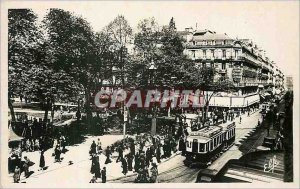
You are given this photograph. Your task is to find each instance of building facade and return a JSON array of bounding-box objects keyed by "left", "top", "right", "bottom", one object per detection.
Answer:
[
  {"left": 285, "top": 76, "right": 293, "bottom": 91},
  {"left": 181, "top": 29, "right": 285, "bottom": 108}
]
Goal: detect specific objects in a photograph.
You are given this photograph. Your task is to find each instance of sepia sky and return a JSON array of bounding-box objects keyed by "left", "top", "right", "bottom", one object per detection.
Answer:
[{"left": 3, "top": 0, "right": 300, "bottom": 78}]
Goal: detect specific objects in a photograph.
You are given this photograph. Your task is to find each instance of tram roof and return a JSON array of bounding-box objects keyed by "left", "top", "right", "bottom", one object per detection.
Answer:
[
  {"left": 186, "top": 135, "right": 210, "bottom": 143},
  {"left": 190, "top": 126, "right": 222, "bottom": 138},
  {"left": 218, "top": 121, "right": 236, "bottom": 129}
]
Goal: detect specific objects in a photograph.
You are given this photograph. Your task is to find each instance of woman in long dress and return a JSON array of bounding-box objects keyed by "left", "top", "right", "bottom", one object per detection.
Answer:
[
  {"left": 54, "top": 145, "right": 61, "bottom": 162},
  {"left": 94, "top": 160, "right": 101, "bottom": 179},
  {"left": 104, "top": 146, "right": 112, "bottom": 164},
  {"left": 39, "top": 151, "right": 45, "bottom": 170},
  {"left": 97, "top": 138, "right": 102, "bottom": 154}
]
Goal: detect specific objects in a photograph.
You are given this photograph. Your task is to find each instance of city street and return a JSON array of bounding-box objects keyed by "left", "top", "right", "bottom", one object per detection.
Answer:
[
  {"left": 7, "top": 135, "right": 126, "bottom": 184},
  {"left": 7, "top": 110, "right": 264, "bottom": 184},
  {"left": 5, "top": 5, "right": 296, "bottom": 187},
  {"left": 112, "top": 110, "right": 264, "bottom": 183}
]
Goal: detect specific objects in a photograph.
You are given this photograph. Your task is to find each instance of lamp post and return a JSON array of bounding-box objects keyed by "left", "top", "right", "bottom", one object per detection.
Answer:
[{"left": 149, "top": 60, "right": 157, "bottom": 135}]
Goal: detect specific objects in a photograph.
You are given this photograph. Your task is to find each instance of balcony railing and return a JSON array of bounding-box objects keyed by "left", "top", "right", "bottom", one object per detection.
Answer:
[{"left": 233, "top": 81, "right": 268, "bottom": 87}]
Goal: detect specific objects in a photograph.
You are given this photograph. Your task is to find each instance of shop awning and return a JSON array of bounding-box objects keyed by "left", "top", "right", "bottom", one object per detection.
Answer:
[{"left": 9, "top": 126, "right": 23, "bottom": 142}]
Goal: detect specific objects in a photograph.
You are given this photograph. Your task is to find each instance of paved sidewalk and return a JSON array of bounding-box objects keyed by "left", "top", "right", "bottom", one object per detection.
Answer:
[{"left": 7, "top": 135, "right": 125, "bottom": 184}]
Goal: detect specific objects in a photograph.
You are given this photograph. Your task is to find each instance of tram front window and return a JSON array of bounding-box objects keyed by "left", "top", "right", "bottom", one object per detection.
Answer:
[{"left": 199, "top": 143, "right": 205, "bottom": 152}]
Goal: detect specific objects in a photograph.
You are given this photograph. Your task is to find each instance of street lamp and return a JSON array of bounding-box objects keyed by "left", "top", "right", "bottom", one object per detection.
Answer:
[
  {"left": 149, "top": 59, "right": 157, "bottom": 85},
  {"left": 148, "top": 60, "right": 157, "bottom": 135}
]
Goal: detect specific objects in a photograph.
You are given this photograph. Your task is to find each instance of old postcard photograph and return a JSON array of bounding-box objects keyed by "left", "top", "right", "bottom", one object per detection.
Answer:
[{"left": 0, "top": 0, "right": 299, "bottom": 188}]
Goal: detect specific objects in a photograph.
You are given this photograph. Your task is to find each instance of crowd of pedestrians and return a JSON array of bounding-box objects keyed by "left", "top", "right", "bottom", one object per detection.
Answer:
[
  {"left": 11, "top": 130, "right": 67, "bottom": 183},
  {"left": 87, "top": 129, "right": 187, "bottom": 183}
]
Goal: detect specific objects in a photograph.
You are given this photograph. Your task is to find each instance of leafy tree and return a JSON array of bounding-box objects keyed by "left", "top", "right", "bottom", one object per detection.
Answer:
[
  {"left": 105, "top": 15, "right": 133, "bottom": 87},
  {"left": 92, "top": 31, "right": 117, "bottom": 89},
  {"left": 43, "top": 9, "right": 100, "bottom": 126},
  {"left": 190, "top": 66, "right": 235, "bottom": 124},
  {"left": 23, "top": 41, "right": 80, "bottom": 124},
  {"left": 8, "top": 9, "right": 42, "bottom": 122},
  {"left": 130, "top": 17, "right": 191, "bottom": 89}
]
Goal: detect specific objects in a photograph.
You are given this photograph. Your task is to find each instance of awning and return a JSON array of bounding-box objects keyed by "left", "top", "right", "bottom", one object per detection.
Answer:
[
  {"left": 9, "top": 126, "right": 23, "bottom": 142},
  {"left": 258, "top": 85, "right": 264, "bottom": 88},
  {"left": 264, "top": 93, "right": 271, "bottom": 96}
]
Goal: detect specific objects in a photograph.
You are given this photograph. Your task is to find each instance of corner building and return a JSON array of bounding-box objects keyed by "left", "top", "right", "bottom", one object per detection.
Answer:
[{"left": 181, "top": 29, "right": 284, "bottom": 109}]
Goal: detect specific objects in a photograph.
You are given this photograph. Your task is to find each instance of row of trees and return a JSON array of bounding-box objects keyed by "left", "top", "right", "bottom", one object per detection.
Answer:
[{"left": 8, "top": 9, "right": 234, "bottom": 126}]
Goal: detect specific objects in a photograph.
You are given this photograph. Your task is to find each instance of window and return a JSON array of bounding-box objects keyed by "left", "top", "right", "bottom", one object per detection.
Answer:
[
  {"left": 187, "top": 141, "right": 191, "bottom": 148},
  {"left": 223, "top": 40, "right": 226, "bottom": 45},
  {"left": 199, "top": 143, "right": 205, "bottom": 152},
  {"left": 193, "top": 41, "right": 196, "bottom": 45},
  {"left": 222, "top": 63, "right": 226, "bottom": 70},
  {"left": 222, "top": 50, "right": 226, "bottom": 58},
  {"left": 211, "top": 50, "right": 215, "bottom": 58},
  {"left": 214, "top": 138, "right": 217, "bottom": 147},
  {"left": 192, "top": 50, "right": 195, "bottom": 58},
  {"left": 210, "top": 140, "right": 213, "bottom": 150},
  {"left": 235, "top": 50, "right": 239, "bottom": 58},
  {"left": 203, "top": 50, "right": 206, "bottom": 58}
]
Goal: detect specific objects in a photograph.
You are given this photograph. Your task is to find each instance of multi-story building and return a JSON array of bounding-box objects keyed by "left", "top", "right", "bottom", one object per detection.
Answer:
[
  {"left": 273, "top": 65, "right": 285, "bottom": 95},
  {"left": 181, "top": 29, "right": 283, "bottom": 109},
  {"left": 285, "top": 76, "right": 293, "bottom": 91}
]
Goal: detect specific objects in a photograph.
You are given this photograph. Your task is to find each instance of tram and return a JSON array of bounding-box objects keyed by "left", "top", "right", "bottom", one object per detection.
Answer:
[{"left": 184, "top": 121, "right": 236, "bottom": 167}]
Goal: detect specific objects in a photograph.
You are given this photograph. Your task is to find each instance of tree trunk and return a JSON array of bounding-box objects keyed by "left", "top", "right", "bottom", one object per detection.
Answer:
[
  {"left": 43, "top": 98, "right": 50, "bottom": 126},
  {"left": 8, "top": 98, "right": 16, "bottom": 122},
  {"left": 85, "top": 87, "right": 93, "bottom": 129},
  {"left": 202, "top": 91, "right": 215, "bottom": 127},
  {"left": 51, "top": 103, "right": 55, "bottom": 122}
]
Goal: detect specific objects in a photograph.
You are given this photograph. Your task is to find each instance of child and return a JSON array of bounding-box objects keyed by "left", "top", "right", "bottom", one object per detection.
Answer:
[{"left": 13, "top": 166, "right": 20, "bottom": 183}]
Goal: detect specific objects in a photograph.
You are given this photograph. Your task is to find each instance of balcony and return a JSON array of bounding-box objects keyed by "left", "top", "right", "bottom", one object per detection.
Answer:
[
  {"left": 242, "top": 69, "right": 257, "bottom": 78},
  {"left": 186, "top": 43, "right": 233, "bottom": 48},
  {"left": 219, "top": 69, "right": 226, "bottom": 74},
  {"left": 233, "top": 80, "right": 268, "bottom": 87}
]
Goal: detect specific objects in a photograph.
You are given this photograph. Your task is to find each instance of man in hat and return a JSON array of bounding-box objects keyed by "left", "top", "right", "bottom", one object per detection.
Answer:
[
  {"left": 145, "top": 148, "right": 151, "bottom": 167},
  {"left": 23, "top": 156, "right": 31, "bottom": 177},
  {"left": 156, "top": 144, "right": 161, "bottom": 163},
  {"left": 116, "top": 145, "right": 123, "bottom": 163},
  {"left": 90, "top": 141, "right": 97, "bottom": 155},
  {"left": 150, "top": 163, "right": 158, "bottom": 183}
]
